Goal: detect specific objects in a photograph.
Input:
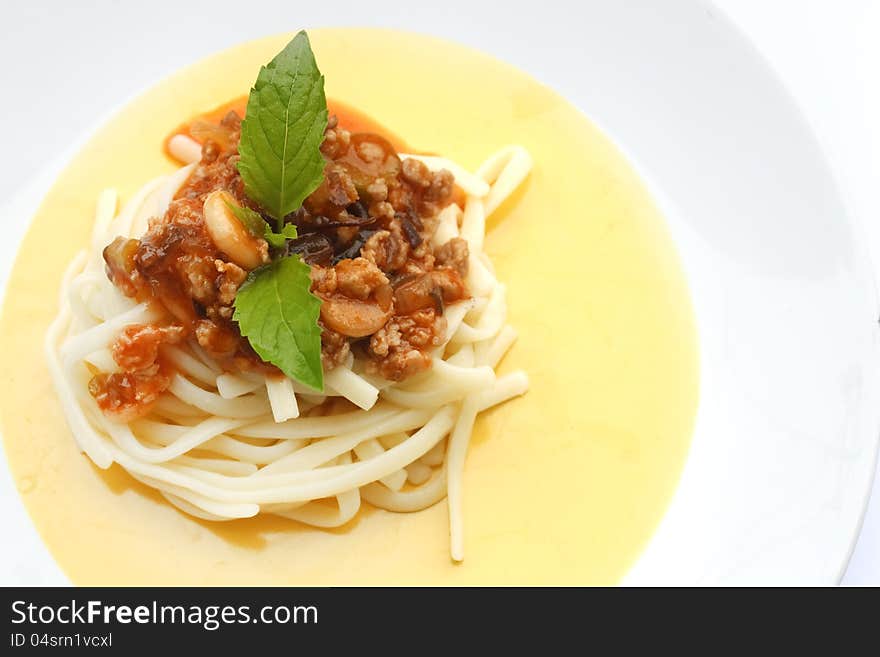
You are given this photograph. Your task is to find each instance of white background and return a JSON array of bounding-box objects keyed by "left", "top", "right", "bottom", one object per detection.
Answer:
[{"left": 0, "top": 0, "right": 877, "bottom": 584}]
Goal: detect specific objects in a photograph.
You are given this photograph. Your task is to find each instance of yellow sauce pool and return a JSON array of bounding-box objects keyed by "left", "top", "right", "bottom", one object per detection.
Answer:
[{"left": 0, "top": 28, "right": 699, "bottom": 585}]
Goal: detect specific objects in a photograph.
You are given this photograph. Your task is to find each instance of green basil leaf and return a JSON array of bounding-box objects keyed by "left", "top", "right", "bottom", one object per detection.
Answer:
[
  {"left": 237, "top": 30, "right": 328, "bottom": 224},
  {"left": 264, "top": 223, "right": 298, "bottom": 249},
  {"left": 231, "top": 31, "right": 327, "bottom": 391},
  {"left": 233, "top": 254, "right": 323, "bottom": 391}
]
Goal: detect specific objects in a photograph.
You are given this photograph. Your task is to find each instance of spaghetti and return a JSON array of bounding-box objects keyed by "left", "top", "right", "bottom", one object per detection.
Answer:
[{"left": 47, "top": 141, "right": 531, "bottom": 561}]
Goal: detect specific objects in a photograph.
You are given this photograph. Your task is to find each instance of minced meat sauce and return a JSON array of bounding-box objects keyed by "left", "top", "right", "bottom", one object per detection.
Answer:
[{"left": 92, "top": 109, "right": 470, "bottom": 420}]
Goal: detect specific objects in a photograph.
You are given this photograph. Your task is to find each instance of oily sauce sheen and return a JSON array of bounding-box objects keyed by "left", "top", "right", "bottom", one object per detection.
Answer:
[
  {"left": 92, "top": 103, "right": 470, "bottom": 421},
  {"left": 164, "top": 96, "right": 411, "bottom": 159}
]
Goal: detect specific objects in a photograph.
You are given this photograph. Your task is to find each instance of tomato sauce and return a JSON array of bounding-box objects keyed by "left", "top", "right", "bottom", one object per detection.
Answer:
[{"left": 164, "top": 95, "right": 410, "bottom": 160}]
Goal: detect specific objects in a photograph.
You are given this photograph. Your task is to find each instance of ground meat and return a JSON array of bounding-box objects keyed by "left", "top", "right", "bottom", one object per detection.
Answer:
[
  {"left": 314, "top": 257, "right": 394, "bottom": 338},
  {"left": 365, "top": 178, "right": 388, "bottom": 202},
  {"left": 361, "top": 229, "right": 409, "bottom": 272},
  {"left": 320, "top": 121, "right": 352, "bottom": 160},
  {"left": 133, "top": 199, "right": 216, "bottom": 323},
  {"left": 177, "top": 131, "right": 244, "bottom": 201},
  {"left": 401, "top": 158, "right": 432, "bottom": 188},
  {"left": 106, "top": 120, "right": 264, "bottom": 372},
  {"left": 182, "top": 255, "right": 218, "bottom": 306},
  {"left": 435, "top": 237, "right": 470, "bottom": 277},
  {"left": 425, "top": 169, "right": 454, "bottom": 205},
  {"left": 368, "top": 200, "right": 395, "bottom": 223},
  {"left": 367, "top": 309, "right": 447, "bottom": 381},
  {"left": 401, "top": 240, "right": 435, "bottom": 276},
  {"left": 111, "top": 324, "right": 185, "bottom": 371},
  {"left": 390, "top": 160, "right": 455, "bottom": 217},
  {"left": 215, "top": 259, "right": 247, "bottom": 307},
  {"left": 89, "top": 366, "right": 171, "bottom": 423},
  {"left": 310, "top": 265, "right": 338, "bottom": 296},
  {"left": 92, "top": 323, "right": 185, "bottom": 421},
  {"left": 96, "top": 106, "right": 472, "bottom": 421},
  {"left": 334, "top": 257, "right": 389, "bottom": 300},
  {"left": 194, "top": 319, "right": 240, "bottom": 360},
  {"left": 320, "top": 323, "right": 351, "bottom": 369},
  {"left": 325, "top": 163, "right": 359, "bottom": 207}
]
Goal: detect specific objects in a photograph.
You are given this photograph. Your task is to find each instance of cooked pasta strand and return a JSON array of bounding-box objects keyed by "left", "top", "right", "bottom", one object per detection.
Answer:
[{"left": 49, "top": 146, "right": 532, "bottom": 554}]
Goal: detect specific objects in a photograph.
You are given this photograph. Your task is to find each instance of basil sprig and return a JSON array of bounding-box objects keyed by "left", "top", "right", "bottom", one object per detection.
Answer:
[{"left": 232, "top": 31, "right": 327, "bottom": 391}]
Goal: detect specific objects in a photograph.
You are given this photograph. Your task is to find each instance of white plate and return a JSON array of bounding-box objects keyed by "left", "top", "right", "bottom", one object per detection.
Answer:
[{"left": 1, "top": 0, "right": 878, "bottom": 585}]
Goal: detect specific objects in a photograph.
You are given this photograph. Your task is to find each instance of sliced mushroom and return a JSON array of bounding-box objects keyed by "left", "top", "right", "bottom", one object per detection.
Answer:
[
  {"left": 393, "top": 270, "right": 467, "bottom": 315},
  {"left": 319, "top": 296, "right": 393, "bottom": 338}
]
